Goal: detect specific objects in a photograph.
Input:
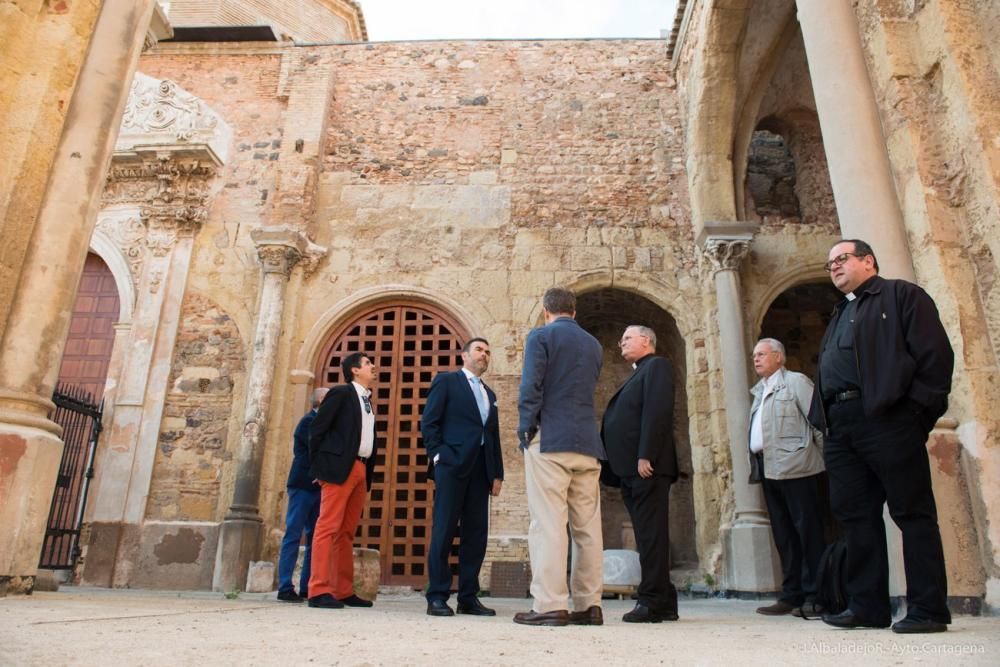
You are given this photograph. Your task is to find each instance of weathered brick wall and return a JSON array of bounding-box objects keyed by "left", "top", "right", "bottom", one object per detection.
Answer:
[{"left": 147, "top": 292, "right": 245, "bottom": 521}]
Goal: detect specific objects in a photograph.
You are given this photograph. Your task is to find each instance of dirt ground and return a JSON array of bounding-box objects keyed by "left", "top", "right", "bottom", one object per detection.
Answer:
[{"left": 1, "top": 587, "right": 997, "bottom": 666}]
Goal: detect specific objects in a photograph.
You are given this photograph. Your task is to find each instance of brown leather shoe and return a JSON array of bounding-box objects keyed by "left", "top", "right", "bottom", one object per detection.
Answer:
[
  {"left": 513, "top": 609, "right": 569, "bottom": 626},
  {"left": 756, "top": 601, "right": 797, "bottom": 616},
  {"left": 568, "top": 605, "right": 603, "bottom": 626}
]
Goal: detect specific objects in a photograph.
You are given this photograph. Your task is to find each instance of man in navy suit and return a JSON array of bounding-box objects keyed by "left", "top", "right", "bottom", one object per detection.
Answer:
[
  {"left": 514, "top": 287, "right": 605, "bottom": 627},
  {"left": 422, "top": 337, "right": 504, "bottom": 617},
  {"left": 307, "top": 351, "right": 378, "bottom": 610},
  {"left": 276, "top": 387, "right": 328, "bottom": 602},
  {"left": 602, "top": 325, "right": 679, "bottom": 623}
]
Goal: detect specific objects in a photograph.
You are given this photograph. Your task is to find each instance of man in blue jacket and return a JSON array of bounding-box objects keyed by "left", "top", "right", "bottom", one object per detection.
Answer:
[
  {"left": 276, "top": 387, "right": 328, "bottom": 602},
  {"left": 514, "top": 287, "right": 604, "bottom": 627},
  {"left": 809, "top": 239, "right": 953, "bottom": 634},
  {"left": 422, "top": 337, "right": 504, "bottom": 617}
]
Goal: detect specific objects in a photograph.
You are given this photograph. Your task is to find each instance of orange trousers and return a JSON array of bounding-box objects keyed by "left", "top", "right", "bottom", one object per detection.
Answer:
[{"left": 307, "top": 460, "right": 367, "bottom": 599}]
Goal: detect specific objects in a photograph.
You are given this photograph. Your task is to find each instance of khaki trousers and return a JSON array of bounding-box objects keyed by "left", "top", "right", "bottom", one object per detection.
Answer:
[{"left": 524, "top": 443, "right": 603, "bottom": 613}]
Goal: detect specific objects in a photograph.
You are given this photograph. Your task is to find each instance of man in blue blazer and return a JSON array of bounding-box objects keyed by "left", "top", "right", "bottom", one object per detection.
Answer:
[
  {"left": 422, "top": 337, "right": 504, "bottom": 617},
  {"left": 514, "top": 287, "right": 605, "bottom": 627}
]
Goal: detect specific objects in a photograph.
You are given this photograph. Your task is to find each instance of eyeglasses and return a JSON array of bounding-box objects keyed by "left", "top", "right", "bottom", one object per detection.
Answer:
[
  {"left": 823, "top": 252, "right": 863, "bottom": 272},
  {"left": 618, "top": 334, "right": 649, "bottom": 347}
]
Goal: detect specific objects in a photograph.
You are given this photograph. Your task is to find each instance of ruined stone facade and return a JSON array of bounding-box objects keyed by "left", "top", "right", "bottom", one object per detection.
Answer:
[{"left": 2, "top": 0, "right": 997, "bottom": 613}]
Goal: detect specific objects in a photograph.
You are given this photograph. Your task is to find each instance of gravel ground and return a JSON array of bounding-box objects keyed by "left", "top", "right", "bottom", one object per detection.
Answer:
[{"left": 1, "top": 587, "right": 997, "bottom": 666}]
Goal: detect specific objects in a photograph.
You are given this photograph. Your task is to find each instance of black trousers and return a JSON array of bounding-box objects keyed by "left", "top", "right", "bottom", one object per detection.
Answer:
[
  {"left": 824, "top": 399, "right": 950, "bottom": 624},
  {"left": 621, "top": 475, "right": 677, "bottom": 615},
  {"left": 760, "top": 471, "right": 826, "bottom": 606},
  {"left": 426, "top": 447, "right": 490, "bottom": 604}
]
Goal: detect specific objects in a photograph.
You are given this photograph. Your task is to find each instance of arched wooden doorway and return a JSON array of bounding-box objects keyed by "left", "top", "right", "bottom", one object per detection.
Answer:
[
  {"left": 56, "top": 252, "right": 120, "bottom": 399},
  {"left": 314, "top": 302, "right": 468, "bottom": 586}
]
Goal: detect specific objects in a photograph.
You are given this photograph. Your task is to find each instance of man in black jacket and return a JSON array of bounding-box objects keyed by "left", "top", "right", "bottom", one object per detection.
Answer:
[
  {"left": 809, "top": 239, "right": 954, "bottom": 634},
  {"left": 601, "top": 325, "right": 679, "bottom": 623},
  {"left": 306, "top": 352, "right": 378, "bottom": 610}
]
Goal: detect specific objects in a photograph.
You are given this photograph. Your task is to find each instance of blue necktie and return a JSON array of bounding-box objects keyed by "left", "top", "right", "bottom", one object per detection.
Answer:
[{"left": 471, "top": 376, "right": 489, "bottom": 424}]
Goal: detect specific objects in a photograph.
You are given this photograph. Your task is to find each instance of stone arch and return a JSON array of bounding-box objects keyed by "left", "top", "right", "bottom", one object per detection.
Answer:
[
  {"left": 88, "top": 228, "right": 135, "bottom": 325},
  {"left": 754, "top": 279, "right": 839, "bottom": 382},
  {"left": 574, "top": 286, "right": 699, "bottom": 570},
  {"left": 307, "top": 296, "right": 474, "bottom": 586},
  {"left": 296, "top": 285, "right": 482, "bottom": 382}
]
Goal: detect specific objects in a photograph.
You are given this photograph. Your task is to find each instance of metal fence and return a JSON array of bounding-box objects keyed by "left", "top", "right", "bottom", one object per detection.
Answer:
[{"left": 38, "top": 384, "right": 103, "bottom": 570}]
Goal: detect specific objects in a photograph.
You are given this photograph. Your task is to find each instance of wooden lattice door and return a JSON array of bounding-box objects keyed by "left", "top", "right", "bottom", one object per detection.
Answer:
[{"left": 315, "top": 303, "right": 467, "bottom": 586}]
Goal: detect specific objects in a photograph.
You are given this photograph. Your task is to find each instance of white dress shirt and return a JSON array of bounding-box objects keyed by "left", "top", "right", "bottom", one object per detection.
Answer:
[
  {"left": 352, "top": 381, "right": 375, "bottom": 459},
  {"left": 749, "top": 371, "right": 781, "bottom": 454}
]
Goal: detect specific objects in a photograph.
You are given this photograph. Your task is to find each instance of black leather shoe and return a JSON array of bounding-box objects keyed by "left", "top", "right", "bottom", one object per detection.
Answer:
[
  {"left": 276, "top": 590, "right": 303, "bottom": 603},
  {"left": 307, "top": 593, "right": 344, "bottom": 609},
  {"left": 338, "top": 594, "right": 373, "bottom": 608},
  {"left": 457, "top": 599, "right": 496, "bottom": 616},
  {"left": 427, "top": 599, "right": 455, "bottom": 617},
  {"left": 891, "top": 617, "right": 948, "bottom": 634},
  {"left": 756, "top": 601, "right": 797, "bottom": 616},
  {"left": 568, "top": 605, "right": 603, "bottom": 626},
  {"left": 821, "top": 608, "right": 889, "bottom": 629},
  {"left": 513, "top": 609, "right": 569, "bottom": 626},
  {"left": 623, "top": 603, "right": 679, "bottom": 623}
]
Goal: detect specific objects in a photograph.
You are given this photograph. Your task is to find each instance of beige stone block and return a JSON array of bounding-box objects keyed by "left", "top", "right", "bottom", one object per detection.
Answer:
[
  {"left": 245, "top": 561, "right": 275, "bottom": 593},
  {"left": 378, "top": 185, "right": 415, "bottom": 209},
  {"left": 340, "top": 186, "right": 381, "bottom": 208},
  {"left": 353, "top": 548, "right": 380, "bottom": 601},
  {"left": 469, "top": 170, "right": 498, "bottom": 185},
  {"left": 501, "top": 149, "right": 518, "bottom": 165},
  {"left": 570, "top": 246, "right": 611, "bottom": 271},
  {"left": 548, "top": 227, "right": 587, "bottom": 246},
  {"left": 530, "top": 245, "right": 565, "bottom": 271}
]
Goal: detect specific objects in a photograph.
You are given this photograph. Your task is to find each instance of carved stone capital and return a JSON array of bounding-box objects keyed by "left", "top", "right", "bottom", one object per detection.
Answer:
[
  {"left": 702, "top": 238, "right": 752, "bottom": 273},
  {"left": 256, "top": 245, "right": 303, "bottom": 276},
  {"left": 697, "top": 221, "right": 760, "bottom": 275},
  {"left": 251, "top": 227, "right": 313, "bottom": 277}
]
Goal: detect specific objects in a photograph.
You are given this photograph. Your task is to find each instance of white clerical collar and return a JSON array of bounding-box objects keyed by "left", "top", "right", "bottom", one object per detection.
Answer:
[{"left": 845, "top": 291, "right": 857, "bottom": 301}]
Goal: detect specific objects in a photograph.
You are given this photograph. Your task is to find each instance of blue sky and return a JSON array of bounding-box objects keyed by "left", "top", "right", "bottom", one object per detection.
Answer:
[{"left": 359, "top": 0, "right": 679, "bottom": 41}]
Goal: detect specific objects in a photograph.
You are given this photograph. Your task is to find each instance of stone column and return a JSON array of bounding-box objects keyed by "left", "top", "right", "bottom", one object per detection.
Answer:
[
  {"left": 700, "top": 222, "right": 780, "bottom": 593},
  {"left": 213, "top": 228, "right": 309, "bottom": 592},
  {"left": 796, "top": 0, "right": 915, "bottom": 282},
  {"left": 0, "top": 0, "right": 158, "bottom": 595}
]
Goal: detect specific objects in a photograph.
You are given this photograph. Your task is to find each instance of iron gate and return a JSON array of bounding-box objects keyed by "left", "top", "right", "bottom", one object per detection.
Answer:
[{"left": 38, "top": 384, "right": 103, "bottom": 570}]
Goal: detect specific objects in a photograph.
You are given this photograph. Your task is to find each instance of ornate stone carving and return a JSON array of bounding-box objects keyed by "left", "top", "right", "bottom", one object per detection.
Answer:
[
  {"left": 121, "top": 75, "right": 219, "bottom": 144},
  {"left": 116, "top": 73, "right": 232, "bottom": 165},
  {"left": 96, "top": 216, "right": 147, "bottom": 279},
  {"left": 702, "top": 238, "right": 752, "bottom": 273},
  {"left": 256, "top": 245, "right": 303, "bottom": 276}
]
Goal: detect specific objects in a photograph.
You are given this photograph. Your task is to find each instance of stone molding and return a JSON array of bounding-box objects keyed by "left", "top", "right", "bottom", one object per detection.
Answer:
[{"left": 250, "top": 227, "right": 318, "bottom": 276}]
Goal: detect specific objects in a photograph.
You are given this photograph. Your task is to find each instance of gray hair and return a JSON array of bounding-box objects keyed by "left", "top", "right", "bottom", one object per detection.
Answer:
[
  {"left": 755, "top": 338, "right": 786, "bottom": 362},
  {"left": 310, "top": 387, "right": 329, "bottom": 408},
  {"left": 627, "top": 325, "right": 657, "bottom": 350}
]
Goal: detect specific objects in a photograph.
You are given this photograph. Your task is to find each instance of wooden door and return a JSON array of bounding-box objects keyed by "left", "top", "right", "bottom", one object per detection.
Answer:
[
  {"left": 56, "top": 253, "right": 120, "bottom": 401},
  {"left": 315, "top": 303, "right": 467, "bottom": 586}
]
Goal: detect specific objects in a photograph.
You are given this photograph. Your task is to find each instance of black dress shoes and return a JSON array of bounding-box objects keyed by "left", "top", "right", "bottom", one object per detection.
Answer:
[
  {"left": 568, "top": 605, "right": 603, "bottom": 626},
  {"left": 891, "top": 617, "right": 948, "bottom": 634},
  {"left": 276, "top": 590, "right": 303, "bottom": 603},
  {"left": 338, "top": 594, "right": 373, "bottom": 608},
  {"left": 307, "top": 593, "right": 344, "bottom": 609},
  {"left": 427, "top": 599, "right": 455, "bottom": 617},
  {"left": 456, "top": 599, "right": 496, "bottom": 616},
  {"left": 622, "top": 603, "right": 679, "bottom": 623},
  {"left": 821, "top": 608, "right": 890, "bottom": 629},
  {"left": 513, "top": 609, "right": 569, "bottom": 626}
]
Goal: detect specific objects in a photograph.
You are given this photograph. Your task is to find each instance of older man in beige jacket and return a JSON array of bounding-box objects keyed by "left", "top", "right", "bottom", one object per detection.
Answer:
[{"left": 749, "top": 338, "right": 826, "bottom": 617}]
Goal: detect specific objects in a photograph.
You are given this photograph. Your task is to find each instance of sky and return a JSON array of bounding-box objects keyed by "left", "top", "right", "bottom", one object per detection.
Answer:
[{"left": 358, "top": 0, "right": 680, "bottom": 41}]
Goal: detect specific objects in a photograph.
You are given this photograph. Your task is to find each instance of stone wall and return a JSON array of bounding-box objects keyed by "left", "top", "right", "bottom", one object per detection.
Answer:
[{"left": 147, "top": 292, "right": 245, "bottom": 521}]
